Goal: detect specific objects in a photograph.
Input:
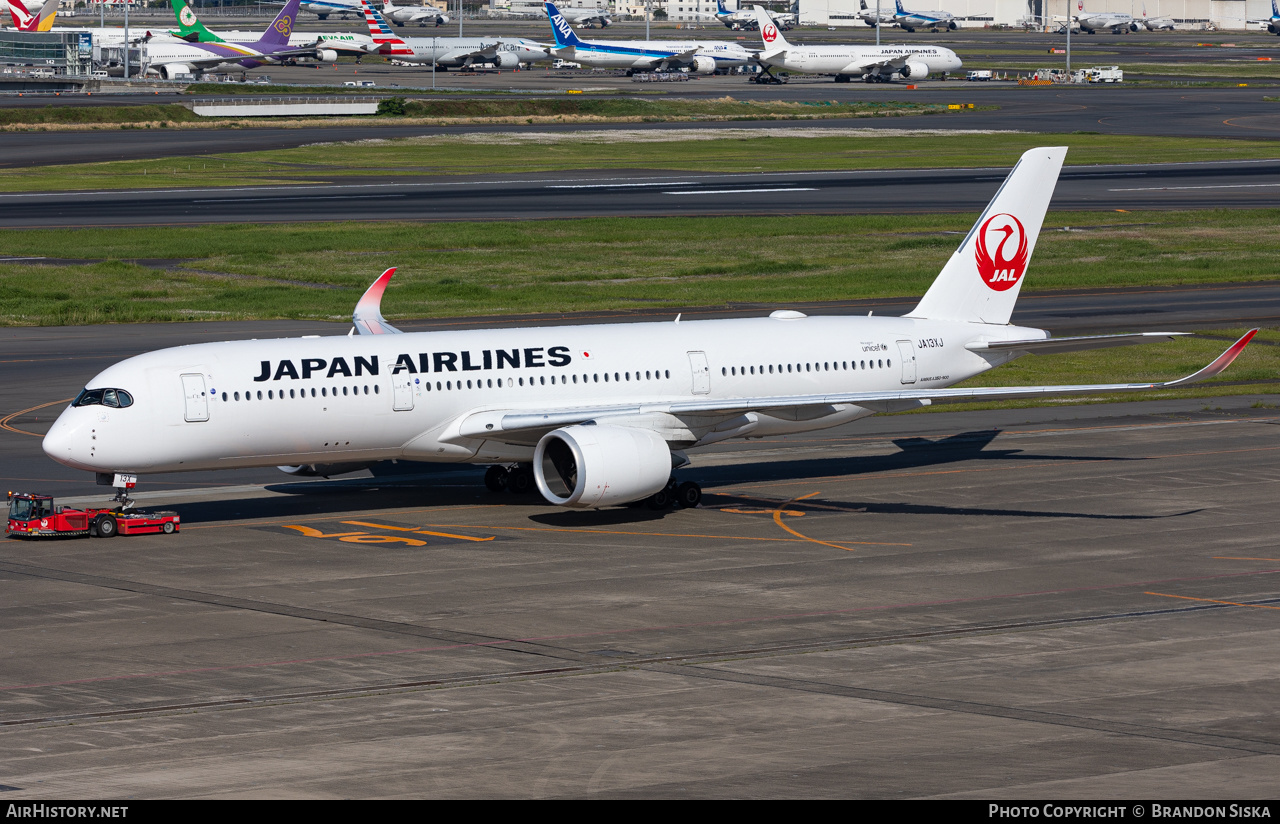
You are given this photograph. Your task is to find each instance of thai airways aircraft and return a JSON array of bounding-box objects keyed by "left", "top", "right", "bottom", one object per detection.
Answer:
[
  {"left": 359, "top": 0, "right": 546, "bottom": 68},
  {"left": 542, "top": 2, "right": 752, "bottom": 74},
  {"left": 892, "top": 0, "right": 958, "bottom": 31},
  {"left": 5, "top": 0, "right": 57, "bottom": 31},
  {"left": 143, "top": 0, "right": 331, "bottom": 79},
  {"left": 510, "top": 2, "right": 612, "bottom": 28},
  {"left": 1075, "top": 5, "right": 1138, "bottom": 33},
  {"left": 1249, "top": 0, "right": 1280, "bottom": 34},
  {"left": 752, "top": 6, "right": 960, "bottom": 83},
  {"left": 42, "top": 147, "right": 1257, "bottom": 512},
  {"left": 1140, "top": 3, "right": 1175, "bottom": 30},
  {"left": 167, "top": 0, "right": 370, "bottom": 60}
]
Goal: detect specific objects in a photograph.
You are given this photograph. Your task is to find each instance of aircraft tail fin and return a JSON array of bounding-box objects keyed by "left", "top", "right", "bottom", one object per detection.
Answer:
[
  {"left": 256, "top": 0, "right": 298, "bottom": 48},
  {"left": 353, "top": 268, "right": 403, "bottom": 335},
  {"left": 717, "top": 0, "right": 728, "bottom": 14},
  {"left": 361, "top": 0, "right": 409, "bottom": 48},
  {"left": 545, "top": 2, "right": 586, "bottom": 48},
  {"left": 170, "top": 0, "right": 223, "bottom": 43},
  {"left": 1275, "top": 0, "right": 1279, "bottom": 18},
  {"left": 895, "top": 0, "right": 906, "bottom": 13},
  {"left": 33, "top": 0, "right": 56, "bottom": 31},
  {"left": 906, "top": 147, "right": 1066, "bottom": 326},
  {"left": 7, "top": 0, "right": 36, "bottom": 30},
  {"left": 752, "top": 5, "right": 789, "bottom": 48}
]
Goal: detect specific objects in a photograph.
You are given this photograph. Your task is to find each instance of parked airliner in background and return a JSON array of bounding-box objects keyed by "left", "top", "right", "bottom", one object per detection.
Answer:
[
  {"left": 752, "top": 6, "right": 960, "bottom": 83},
  {"left": 5, "top": 0, "right": 57, "bottom": 31},
  {"left": 42, "top": 146, "right": 1257, "bottom": 512},
  {"left": 1075, "top": 5, "right": 1138, "bottom": 32},
  {"left": 1249, "top": 0, "right": 1280, "bottom": 34},
  {"left": 510, "top": 1, "right": 612, "bottom": 27},
  {"left": 543, "top": 2, "right": 751, "bottom": 74},
  {"left": 361, "top": 0, "right": 546, "bottom": 69},
  {"left": 856, "top": 0, "right": 898, "bottom": 28},
  {"left": 381, "top": 1, "right": 449, "bottom": 26},
  {"left": 892, "top": 0, "right": 958, "bottom": 31},
  {"left": 1140, "top": 3, "right": 1175, "bottom": 30},
  {"left": 700, "top": 0, "right": 795, "bottom": 31},
  {"left": 144, "top": 0, "right": 330, "bottom": 79},
  {"left": 168, "top": 0, "right": 369, "bottom": 61}
]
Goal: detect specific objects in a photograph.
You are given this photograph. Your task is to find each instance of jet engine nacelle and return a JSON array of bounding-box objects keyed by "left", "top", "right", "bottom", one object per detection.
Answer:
[
  {"left": 277, "top": 462, "right": 374, "bottom": 478},
  {"left": 315, "top": 49, "right": 338, "bottom": 63},
  {"left": 900, "top": 60, "right": 931, "bottom": 79},
  {"left": 533, "top": 424, "right": 672, "bottom": 508},
  {"left": 159, "top": 63, "right": 192, "bottom": 80},
  {"left": 1128, "top": 21, "right": 1140, "bottom": 32},
  {"left": 947, "top": 20, "right": 958, "bottom": 30},
  {"left": 492, "top": 51, "right": 520, "bottom": 69},
  {"left": 1269, "top": 22, "right": 1279, "bottom": 33},
  {"left": 434, "top": 14, "right": 450, "bottom": 25},
  {"left": 690, "top": 55, "right": 717, "bottom": 75}
]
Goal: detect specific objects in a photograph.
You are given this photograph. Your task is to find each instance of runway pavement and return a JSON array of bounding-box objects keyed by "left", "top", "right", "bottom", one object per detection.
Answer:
[{"left": 3, "top": 158, "right": 1280, "bottom": 227}]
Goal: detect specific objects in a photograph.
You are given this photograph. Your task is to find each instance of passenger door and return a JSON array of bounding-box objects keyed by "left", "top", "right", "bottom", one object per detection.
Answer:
[
  {"left": 391, "top": 370, "right": 415, "bottom": 412},
  {"left": 180, "top": 373, "right": 209, "bottom": 422},
  {"left": 896, "top": 340, "right": 917, "bottom": 385},
  {"left": 688, "top": 351, "right": 710, "bottom": 395}
]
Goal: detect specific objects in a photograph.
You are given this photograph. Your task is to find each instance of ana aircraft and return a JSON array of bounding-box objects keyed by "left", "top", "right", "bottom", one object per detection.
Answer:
[
  {"left": 1140, "top": 3, "right": 1175, "bottom": 30},
  {"left": 297, "top": 0, "right": 365, "bottom": 20},
  {"left": 752, "top": 5, "right": 960, "bottom": 83},
  {"left": 701, "top": 0, "right": 795, "bottom": 31},
  {"left": 42, "top": 147, "right": 1256, "bottom": 512},
  {"left": 543, "top": 1, "right": 752, "bottom": 74},
  {"left": 510, "top": 1, "right": 612, "bottom": 27},
  {"left": 167, "top": 0, "right": 371, "bottom": 61},
  {"left": 1075, "top": 4, "right": 1138, "bottom": 33},
  {"left": 892, "top": 0, "right": 958, "bottom": 31},
  {"left": 360, "top": 0, "right": 546, "bottom": 68},
  {"left": 1249, "top": 0, "right": 1280, "bottom": 34},
  {"left": 5, "top": 0, "right": 57, "bottom": 31}
]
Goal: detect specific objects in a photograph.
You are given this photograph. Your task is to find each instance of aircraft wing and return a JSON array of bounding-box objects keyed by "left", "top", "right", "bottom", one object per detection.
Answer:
[
  {"left": 351, "top": 268, "right": 402, "bottom": 335},
  {"left": 859, "top": 53, "right": 910, "bottom": 74},
  {"left": 455, "top": 330, "right": 1256, "bottom": 440},
  {"left": 964, "top": 332, "right": 1191, "bottom": 355}
]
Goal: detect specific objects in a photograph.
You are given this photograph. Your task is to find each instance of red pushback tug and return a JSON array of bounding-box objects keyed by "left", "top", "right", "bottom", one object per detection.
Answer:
[{"left": 6, "top": 475, "right": 179, "bottom": 539}]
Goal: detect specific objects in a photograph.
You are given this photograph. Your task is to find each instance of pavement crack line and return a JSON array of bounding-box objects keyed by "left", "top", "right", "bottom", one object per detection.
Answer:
[
  {"left": 641, "top": 664, "right": 1280, "bottom": 757},
  {"left": 0, "top": 560, "right": 599, "bottom": 665}
]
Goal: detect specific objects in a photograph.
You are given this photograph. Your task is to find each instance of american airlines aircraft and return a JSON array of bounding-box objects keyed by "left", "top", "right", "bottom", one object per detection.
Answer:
[
  {"left": 752, "top": 6, "right": 960, "bottom": 83},
  {"left": 42, "top": 147, "right": 1256, "bottom": 511},
  {"left": 360, "top": 0, "right": 546, "bottom": 69}
]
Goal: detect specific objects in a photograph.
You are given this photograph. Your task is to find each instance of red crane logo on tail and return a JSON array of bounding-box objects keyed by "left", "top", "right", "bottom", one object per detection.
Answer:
[
  {"left": 762, "top": 23, "right": 778, "bottom": 43},
  {"left": 975, "top": 213, "right": 1028, "bottom": 292}
]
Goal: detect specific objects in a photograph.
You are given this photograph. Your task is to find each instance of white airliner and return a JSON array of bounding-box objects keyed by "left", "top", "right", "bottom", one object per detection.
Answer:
[
  {"left": 1075, "top": 5, "right": 1139, "bottom": 33},
  {"left": 510, "top": 1, "right": 612, "bottom": 27},
  {"left": 856, "top": 0, "right": 899, "bottom": 28},
  {"left": 1140, "top": 3, "right": 1175, "bottom": 30},
  {"left": 42, "top": 147, "right": 1256, "bottom": 511},
  {"left": 751, "top": 6, "right": 960, "bottom": 83}
]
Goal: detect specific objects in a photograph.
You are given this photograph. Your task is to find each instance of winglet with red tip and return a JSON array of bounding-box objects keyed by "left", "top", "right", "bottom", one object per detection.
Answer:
[
  {"left": 1164, "top": 329, "right": 1257, "bottom": 387},
  {"left": 352, "top": 268, "right": 402, "bottom": 336}
]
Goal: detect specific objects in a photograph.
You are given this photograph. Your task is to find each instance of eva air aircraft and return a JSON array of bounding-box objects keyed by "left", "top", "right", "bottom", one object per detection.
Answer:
[
  {"left": 168, "top": 0, "right": 377, "bottom": 59},
  {"left": 43, "top": 148, "right": 1256, "bottom": 511}
]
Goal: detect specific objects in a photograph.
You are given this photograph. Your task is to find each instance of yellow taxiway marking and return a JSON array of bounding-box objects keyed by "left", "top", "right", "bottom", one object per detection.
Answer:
[
  {"left": 1, "top": 398, "right": 72, "bottom": 437},
  {"left": 282, "top": 524, "right": 427, "bottom": 546},
  {"left": 342, "top": 520, "right": 494, "bottom": 542},
  {"left": 1146, "top": 591, "right": 1280, "bottom": 611},
  {"left": 714, "top": 491, "right": 910, "bottom": 550},
  {"left": 1214, "top": 557, "right": 1280, "bottom": 562}
]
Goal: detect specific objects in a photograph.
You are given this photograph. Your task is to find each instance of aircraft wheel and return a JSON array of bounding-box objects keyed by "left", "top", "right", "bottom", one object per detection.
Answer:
[
  {"left": 508, "top": 466, "right": 535, "bottom": 494},
  {"left": 676, "top": 482, "right": 702, "bottom": 509},
  {"left": 647, "top": 487, "right": 672, "bottom": 510},
  {"left": 94, "top": 514, "right": 118, "bottom": 538},
  {"left": 484, "top": 465, "right": 509, "bottom": 493},
  {"left": 163, "top": 521, "right": 175, "bottom": 534}
]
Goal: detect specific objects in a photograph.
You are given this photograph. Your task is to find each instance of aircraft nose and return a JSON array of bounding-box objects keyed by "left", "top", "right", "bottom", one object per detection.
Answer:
[{"left": 42, "top": 405, "right": 93, "bottom": 471}]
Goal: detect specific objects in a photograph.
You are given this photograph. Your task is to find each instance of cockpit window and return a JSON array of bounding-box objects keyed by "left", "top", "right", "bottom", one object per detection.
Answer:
[{"left": 73, "top": 388, "right": 133, "bottom": 408}]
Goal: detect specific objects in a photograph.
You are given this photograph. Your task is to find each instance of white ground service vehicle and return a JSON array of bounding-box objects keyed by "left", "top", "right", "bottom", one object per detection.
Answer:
[{"left": 966, "top": 70, "right": 991, "bottom": 81}]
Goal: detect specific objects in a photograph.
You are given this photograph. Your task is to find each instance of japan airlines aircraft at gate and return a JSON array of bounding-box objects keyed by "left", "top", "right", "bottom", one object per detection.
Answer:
[
  {"left": 42, "top": 147, "right": 1257, "bottom": 511},
  {"left": 543, "top": 2, "right": 752, "bottom": 73},
  {"left": 752, "top": 6, "right": 960, "bottom": 82}
]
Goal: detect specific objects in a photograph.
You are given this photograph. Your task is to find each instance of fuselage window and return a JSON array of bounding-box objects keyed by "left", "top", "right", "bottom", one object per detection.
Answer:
[
  {"left": 593, "top": 374, "right": 599, "bottom": 383},
  {"left": 878, "top": 360, "right": 883, "bottom": 368},
  {"left": 436, "top": 381, "right": 441, "bottom": 390},
  {"left": 860, "top": 360, "right": 865, "bottom": 370},
  {"left": 518, "top": 378, "right": 524, "bottom": 387},
  {"left": 222, "top": 392, "right": 228, "bottom": 402},
  {"left": 786, "top": 364, "right": 792, "bottom": 373},
  {"left": 373, "top": 385, "right": 379, "bottom": 394},
  {"left": 572, "top": 374, "right": 578, "bottom": 384},
  {"left": 467, "top": 380, "right": 473, "bottom": 389},
  {"left": 540, "top": 376, "right": 546, "bottom": 386},
  {"left": 289, "top": 389, "right": 295, "bottom": 398},
  {"left": 664, "top": 370, "right": 670, "bottom": 379},
  {"left": 645, "top": 371, "right": 651, "bottom": 380},
  {"left": 234, "top": 392, "right": 240, "bottom": 401},
  {"left": 254, "top": 390, "right": 260, "bottom": 400},
  {"left": 887, "top": 359, "right": 892, "bottom": 368},
  {"left": 321, "top": 387, "right": 327, "bottom": 397}
]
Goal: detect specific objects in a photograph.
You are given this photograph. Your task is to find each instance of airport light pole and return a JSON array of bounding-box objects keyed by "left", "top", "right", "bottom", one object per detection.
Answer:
[
  {"left": 459, "top": 0, "right": 463, "bottom": 37},
  {"left": 433, "top": 36, "right": 437, "bottom": 88},
  {"left": 1065, "top": 0, "right": 1071, "bottom": 74},
  {"left": 876, "top": 0, "right": 881, "bottom": 46},
  {"left": 123, "top": 0, "right": 130, "bottom": 80}
]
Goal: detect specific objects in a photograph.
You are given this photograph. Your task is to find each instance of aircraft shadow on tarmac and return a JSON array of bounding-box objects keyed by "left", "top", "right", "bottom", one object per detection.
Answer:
[{"left": 170, "top": 430, "right": 1172, "bottom": 526}]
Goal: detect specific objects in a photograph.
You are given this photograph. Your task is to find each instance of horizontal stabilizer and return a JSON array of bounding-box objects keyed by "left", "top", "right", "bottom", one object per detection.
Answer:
[
  {"left": 965, "top": 332, "right": 1191, "bottom": 355},
  {"left": 352, "top": 268, "right": 402, "bottom": 335}
]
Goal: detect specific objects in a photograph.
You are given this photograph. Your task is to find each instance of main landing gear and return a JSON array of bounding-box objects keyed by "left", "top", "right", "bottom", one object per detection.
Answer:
[
  {"left": 483, "top": 465, "right": 702, "bottom": 509},
  {"left": 750, "top": 69, "right": 787, "bottom": 84}
]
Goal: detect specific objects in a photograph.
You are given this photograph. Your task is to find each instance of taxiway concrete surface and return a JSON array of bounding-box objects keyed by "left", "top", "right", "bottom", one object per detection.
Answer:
[{"left": 1, "top": 395, "right": 1279, "bottom": 797}]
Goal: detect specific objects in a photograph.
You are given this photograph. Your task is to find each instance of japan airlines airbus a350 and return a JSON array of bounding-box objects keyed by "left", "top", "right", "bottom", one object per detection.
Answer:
[{"left": 43, "top": 147, "right": 1256, "bottom": 511}]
